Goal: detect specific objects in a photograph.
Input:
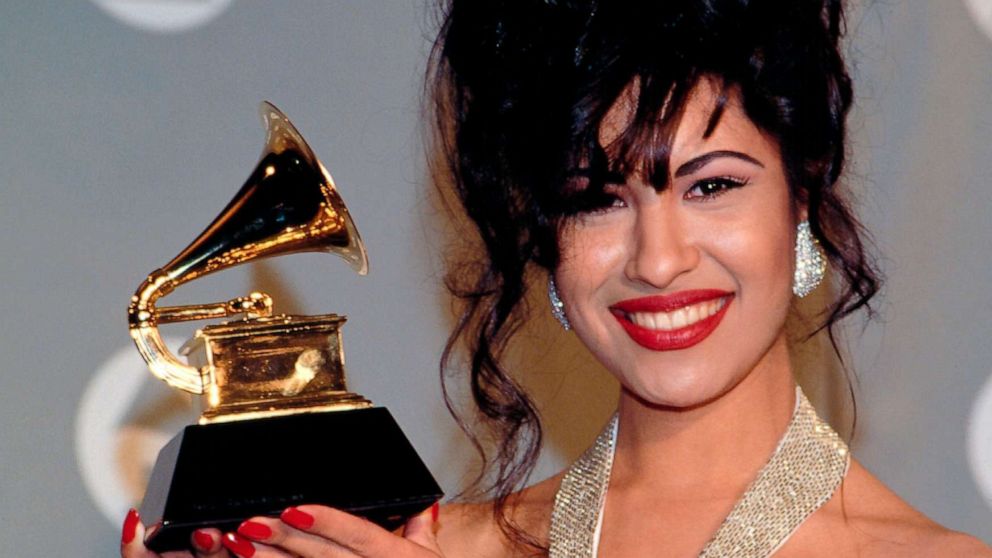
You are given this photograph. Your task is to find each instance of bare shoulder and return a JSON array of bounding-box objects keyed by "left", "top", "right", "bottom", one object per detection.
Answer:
[
  {"left": 436, "top": 473, "right": 563, "bottom": 558},
  {"left": 786, "top": 459, "right": 992, "bottom": 557}
]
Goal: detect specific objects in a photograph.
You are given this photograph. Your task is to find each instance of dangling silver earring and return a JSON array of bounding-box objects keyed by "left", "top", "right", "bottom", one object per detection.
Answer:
[
  {"left": 793, "top": 220, "right": 826, "bottom": 298},
  {"left": 548, "top": 276, "right": 571, "bottom": 330}
]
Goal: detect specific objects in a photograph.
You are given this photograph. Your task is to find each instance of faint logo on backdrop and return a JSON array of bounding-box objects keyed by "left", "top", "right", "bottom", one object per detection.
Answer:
[
  {"left": 965, "top": 0, "right": 992, "bottom": 42},
  {"left": 90, "top": 0, "right": 235, "bottom": 34},
  {"left": 75, "top": 341, "right": 194, "bottom": 526},
  {"left": 968, "top": 374, "right": 992, "bottom": 510}
]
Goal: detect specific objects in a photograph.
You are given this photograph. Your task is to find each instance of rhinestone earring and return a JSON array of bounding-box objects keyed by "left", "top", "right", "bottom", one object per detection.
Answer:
[
  {"left": 548, "top": 276, "right": 571, "bottom": 330},
  {"left": 793, "top": 220, "right": 826, "bottom": 298}
]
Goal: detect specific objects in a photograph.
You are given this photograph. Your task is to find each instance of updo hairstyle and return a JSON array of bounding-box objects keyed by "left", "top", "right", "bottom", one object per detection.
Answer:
[{"left": 429, "top": 0, "right": 879, "bottom": 547}]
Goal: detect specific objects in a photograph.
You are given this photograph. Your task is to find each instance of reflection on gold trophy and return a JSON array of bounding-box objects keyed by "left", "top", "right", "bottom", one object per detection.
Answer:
[
  {"left": 128, "top": 102, "right": 371, "bottom": 422},
  {"left": 127, "top": 102, "right": 441, "bottom": 552}
]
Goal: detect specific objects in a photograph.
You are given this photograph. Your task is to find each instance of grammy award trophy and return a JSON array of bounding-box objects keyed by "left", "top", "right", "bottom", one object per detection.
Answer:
[{"left": 127, "top": 102, "right": 442, "bottom": 552}]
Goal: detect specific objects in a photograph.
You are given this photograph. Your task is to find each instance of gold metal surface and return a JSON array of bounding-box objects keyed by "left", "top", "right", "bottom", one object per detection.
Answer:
[
  {"left": 183, "top": 314, "right": 371, "bottom": 424},
  {"left": 155, "top": 292, "right": 274, "bottom": 324},
  {"left": 127, "top": 102, "right": 372, "bottom": 421}
]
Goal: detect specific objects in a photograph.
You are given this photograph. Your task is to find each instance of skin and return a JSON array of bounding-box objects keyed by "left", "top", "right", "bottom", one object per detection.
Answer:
[
  {"left": 437, "top": 81, "right": 992, "bottom": 557},
  {"left": 120, "top": 513, "right": 227, "bottom": 558},
  {"left": 122, "top": 80, "right": 992, "bottom": 558}
]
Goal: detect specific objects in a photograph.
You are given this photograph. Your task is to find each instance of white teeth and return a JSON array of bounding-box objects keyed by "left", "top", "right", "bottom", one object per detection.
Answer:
[
  {"left": 643, "top": 313, "right": 657, "bottom": 329},
  {"left": 625, "top": 297, "right": 727, "bottom": 332},
  {"left": 687, "top": 305, "right": 699, "bottom": 324},
  {"left": 630, "top": 314, "right": 655, "bottom": 329}
]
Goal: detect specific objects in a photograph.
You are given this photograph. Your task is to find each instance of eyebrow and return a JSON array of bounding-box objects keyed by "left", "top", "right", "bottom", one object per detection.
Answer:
[{"left": 673, "top": 150, "right": 765, "bottom": 178}]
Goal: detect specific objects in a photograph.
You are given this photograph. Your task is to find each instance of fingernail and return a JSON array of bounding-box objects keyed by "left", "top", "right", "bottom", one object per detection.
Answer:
[
  {"left": 281, "top": 506, "right": 315, "bottom": 530},
  {"left": 222, "top": 532, "right": 256, "bottom": 558},
  {"left": 121, "top": 508, "right": 139, "bottom": 545},
  {"left": 237, "top": 520, "right": 272, "bottom": 540},
  {"left": 192, "top": 529, "right": 213, "bottom": 552},
  {"left": 431, "top": 502, "right": 440, "bottom": 523}
]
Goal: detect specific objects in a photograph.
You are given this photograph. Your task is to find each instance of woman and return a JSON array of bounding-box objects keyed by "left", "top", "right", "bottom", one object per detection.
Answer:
[{"left": 121, "top": 1, "right": 992, "bottom": 556}]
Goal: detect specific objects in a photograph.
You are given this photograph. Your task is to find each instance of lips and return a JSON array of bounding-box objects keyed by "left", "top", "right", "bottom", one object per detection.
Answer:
[{"left": 610, "top": 289, "right": 734, "bottom": 351}]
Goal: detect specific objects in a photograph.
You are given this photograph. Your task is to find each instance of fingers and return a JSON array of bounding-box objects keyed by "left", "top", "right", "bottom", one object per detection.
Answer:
[
  {"left": 120, "top": 508, "right": 231, "bottom": 558},
  {"left": 227, "top": 505, "right": 442, "bottom": 558},
  {"left": 190, "top": 528, "right": 229, "bottom": 558},
  {"left": 222, "top": 515, "right": 351, "bottom": 558},
  {"left": 401, "top": 503, "right": 442, "bottom": 553},
  {"left": 121, "top": 509, "right": 160, "bottom": 558},
  {"left": 120, "top": 509, "right": 196, "bottom": 558},
  {"left": 221, "top": 533, "right": 302, "bottom": 558},
  {"left": 120, "top": 509, "right": 146, "bottom": 558},
  {"left": 289, "top": 505, "right": 414, "bottom": 556}
]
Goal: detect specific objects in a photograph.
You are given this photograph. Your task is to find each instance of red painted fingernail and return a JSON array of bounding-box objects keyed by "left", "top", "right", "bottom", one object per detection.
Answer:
[
  {"left": 222, "top": 532, "right": 256, "bottom": 558},
  {"left": 431, "top": 502, "right": 440, "bottom": 522},
  {"left": 192, "top": 529, "right": 213, "bottom": 552},
  {"left": 281, "top": 506, "right": 315, "bottom": 530},
  {"left": 121, "top": 508, "right": 139, "bottom": 545},
  {"left": 237, "top": 520, "right": 272, "bottom": 540}
]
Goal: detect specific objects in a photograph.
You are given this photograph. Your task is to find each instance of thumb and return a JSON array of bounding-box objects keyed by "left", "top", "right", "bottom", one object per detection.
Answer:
[
  {"left": 120, "top": 509, "right": 155, "bottom": 558},
  {"left": 402, "top": 502, "right": 442, "bottom": 553}
]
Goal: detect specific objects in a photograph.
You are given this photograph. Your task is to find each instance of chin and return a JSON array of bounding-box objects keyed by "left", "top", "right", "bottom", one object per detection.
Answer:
[{"left": 620, "top": 367, "right": 738, "bottom": 411}]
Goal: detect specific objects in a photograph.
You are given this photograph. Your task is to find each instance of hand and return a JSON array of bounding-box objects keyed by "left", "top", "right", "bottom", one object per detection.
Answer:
[
  {"left": 120, "top": 508, "right": 230, "bottom": 558},
  {"left": 219, "top": 504, "right": 444, "bottom": 558}
]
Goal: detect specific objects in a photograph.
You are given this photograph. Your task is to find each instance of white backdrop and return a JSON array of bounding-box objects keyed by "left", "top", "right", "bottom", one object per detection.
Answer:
[{"left": 0, "top": 2, "right": 990, "bottom": 555}]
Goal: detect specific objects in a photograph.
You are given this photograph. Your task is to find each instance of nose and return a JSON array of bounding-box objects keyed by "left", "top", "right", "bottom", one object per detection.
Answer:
[{"left": 623, "top": 203, "right": 700, "bottom": 289}]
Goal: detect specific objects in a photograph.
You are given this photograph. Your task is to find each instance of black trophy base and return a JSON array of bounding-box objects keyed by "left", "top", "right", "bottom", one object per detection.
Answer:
[{"left": 139, "top": 407, "right": 443, "bottom": 553}]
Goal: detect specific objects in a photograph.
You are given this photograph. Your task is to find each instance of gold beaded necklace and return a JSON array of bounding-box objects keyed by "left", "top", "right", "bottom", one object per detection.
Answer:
[{"left": 548, "top": 388, "right": 849, "bottom": 558}]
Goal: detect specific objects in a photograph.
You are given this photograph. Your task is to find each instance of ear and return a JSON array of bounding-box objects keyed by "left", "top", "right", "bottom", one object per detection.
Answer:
[
  {"left": 794, "top": 197, "right": 809, "bottom": 224},
  {"left": 790, "top": 184, "right": 810, "bottom": 224}
]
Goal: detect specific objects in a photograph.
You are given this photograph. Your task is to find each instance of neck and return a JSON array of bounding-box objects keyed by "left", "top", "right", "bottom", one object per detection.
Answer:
[{"left": 611, "top": 334, "right": 796, "bottom": 499}]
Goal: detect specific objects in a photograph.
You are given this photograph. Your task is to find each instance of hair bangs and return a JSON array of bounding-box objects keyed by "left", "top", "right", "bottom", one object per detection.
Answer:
[{"left": 575, "top": 71, "right": 736, "bottom": 193}]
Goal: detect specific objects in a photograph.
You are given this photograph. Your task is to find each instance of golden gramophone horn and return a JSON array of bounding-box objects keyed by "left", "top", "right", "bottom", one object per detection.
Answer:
[{"left": 127, "top": 102, "right": 368, "bottom": 394}]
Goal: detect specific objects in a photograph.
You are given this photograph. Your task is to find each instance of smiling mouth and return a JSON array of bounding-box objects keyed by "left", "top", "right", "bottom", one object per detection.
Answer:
[
  {"left": 620, "top": 297, "right": 728, "bottom": 331},
  {"left": 610, "top": 290, "right": 734, "bottom": 351}
]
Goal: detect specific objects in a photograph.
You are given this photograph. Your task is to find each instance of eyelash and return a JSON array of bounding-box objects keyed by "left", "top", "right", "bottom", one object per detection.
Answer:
[
  {"left": 583, "top": 192, "right": 625, "bottom": 215},
  {"left": 685, "top": 175, "right": 750, "bottom": 200},
  {"left": 562, "top": 169, "right": 625, "bottom": 216},
  {"left": 566, "top": 174, "right": 750, "bottom": 217}
]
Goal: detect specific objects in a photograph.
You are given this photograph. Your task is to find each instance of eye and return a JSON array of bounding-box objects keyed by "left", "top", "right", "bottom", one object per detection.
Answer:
[
  {"left": 562, "top": 168, "right": 627, "bottom": 216},
  {"left": 578, "top": 191, "right": 626, "bottom": 215},
  {"left": 563, "top": 186, "right": 627, "bottom": 217},
  {"left": 684, "top": 176, "right": 750, "bottom": 201}
]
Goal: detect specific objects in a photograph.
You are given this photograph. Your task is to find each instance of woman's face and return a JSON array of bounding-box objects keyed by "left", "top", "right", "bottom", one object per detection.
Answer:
[{"left": 555, "top": 81, "right": 797, "bottom": 409}]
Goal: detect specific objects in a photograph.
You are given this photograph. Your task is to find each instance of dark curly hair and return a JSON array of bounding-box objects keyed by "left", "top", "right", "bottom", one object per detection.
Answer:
[{"left": 429, "top": 0, "right": 879, "bottom": 549}]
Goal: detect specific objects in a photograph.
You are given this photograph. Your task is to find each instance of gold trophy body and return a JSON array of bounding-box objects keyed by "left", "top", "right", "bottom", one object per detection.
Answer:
[{"left": 128, "top": 103, "right": 441, "bottom": 552}]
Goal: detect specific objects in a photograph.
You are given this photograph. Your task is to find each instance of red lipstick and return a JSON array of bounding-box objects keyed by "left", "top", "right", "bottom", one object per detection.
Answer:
[{"left": 610, "top": 290, "right": 733, "bottom": 351}]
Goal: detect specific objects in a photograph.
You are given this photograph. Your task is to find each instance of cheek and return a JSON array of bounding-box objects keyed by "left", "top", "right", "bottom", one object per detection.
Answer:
[
  {"left": 728, "top": 223, "right": 792, "bottom": 282},
  {"left": 555, "top": 226, "right": 627, "bottom": 325},
  {"left": 558, "top": 224, "right": 624, "bottom": 284},
  {"left": 706, "top": 210, "right": 795, "bottom": 331},
  {"left": 559, "top": 224, "right": 626, "bottom": 269}
]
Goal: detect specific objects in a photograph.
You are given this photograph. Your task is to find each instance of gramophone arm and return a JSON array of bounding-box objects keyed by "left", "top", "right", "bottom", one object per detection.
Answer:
[
  {"left": 128, "top": 270, "right": 274, "bottom": 394},
  {"left": 155, "top": 292, "right": 273, "bottom": 323}
]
